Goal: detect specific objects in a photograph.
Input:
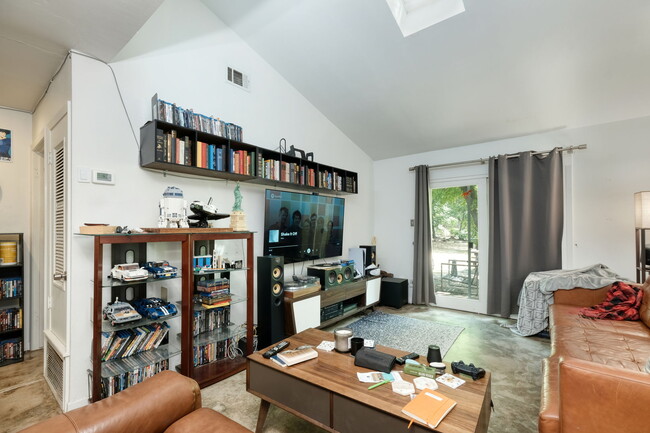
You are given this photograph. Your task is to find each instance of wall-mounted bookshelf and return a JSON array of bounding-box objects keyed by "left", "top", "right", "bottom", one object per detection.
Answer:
[{"left": 140, "top": 121, "right": 358, "bottom": 195}]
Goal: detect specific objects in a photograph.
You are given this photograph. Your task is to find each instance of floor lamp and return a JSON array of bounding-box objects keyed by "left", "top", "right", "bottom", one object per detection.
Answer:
[{"left": 635, "top": 191, "right": 650, "bottom": 283}]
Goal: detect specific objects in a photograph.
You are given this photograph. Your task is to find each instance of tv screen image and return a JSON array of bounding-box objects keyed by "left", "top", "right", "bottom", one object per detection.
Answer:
[{"left": 263, "top": 189, "right": 345, "bottom": 263}]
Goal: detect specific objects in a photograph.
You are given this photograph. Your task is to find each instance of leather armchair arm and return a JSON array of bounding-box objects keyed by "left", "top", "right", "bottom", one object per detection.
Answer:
[
  {"left": 20, "top": 371, "right": 202, "bottom": 433},
  {"left": 559, "top": 357, "right": 650, "bottom": 433}
]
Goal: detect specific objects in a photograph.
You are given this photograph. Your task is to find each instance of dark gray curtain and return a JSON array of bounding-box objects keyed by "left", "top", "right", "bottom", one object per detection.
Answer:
[
  {"left": 413, "top": 165, "right": 435, "bottom": 305},
  {"left": 487, "top": 149, "right": 563, "bottom": 317}
]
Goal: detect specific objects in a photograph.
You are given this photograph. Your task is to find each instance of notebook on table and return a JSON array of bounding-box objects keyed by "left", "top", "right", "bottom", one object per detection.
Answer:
[{"left": 401, "top": 388, "right": 457, "bottom": 429}]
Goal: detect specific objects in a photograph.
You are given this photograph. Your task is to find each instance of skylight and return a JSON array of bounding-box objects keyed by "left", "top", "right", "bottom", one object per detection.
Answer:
[{"left": 386, "top": 0, "right": 465, "bottom": 37}]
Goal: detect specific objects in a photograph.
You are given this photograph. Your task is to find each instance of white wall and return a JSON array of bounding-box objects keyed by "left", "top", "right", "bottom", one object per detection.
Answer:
[
  {"left": 375, "top": 116, "right": 650, "bottom": 292},
  {"left": 0, "top": 108, "right": 33, "bottom": 349},
  {"left": 64, "top": 0, "right": 374, "bottom": 407}
]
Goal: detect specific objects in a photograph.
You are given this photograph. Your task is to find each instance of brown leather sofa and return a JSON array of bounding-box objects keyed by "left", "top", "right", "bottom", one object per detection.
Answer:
[
  {"left": 539, "top": 279, "right": 650, "bottom": 433},
  {"left": 19, "top": 370, "right": 249, "bottom": 433}
]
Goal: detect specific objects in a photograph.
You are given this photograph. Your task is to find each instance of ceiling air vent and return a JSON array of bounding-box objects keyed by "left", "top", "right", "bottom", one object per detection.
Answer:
[{"left": 227, "top": 67, "right": 250, "bottom": 91}]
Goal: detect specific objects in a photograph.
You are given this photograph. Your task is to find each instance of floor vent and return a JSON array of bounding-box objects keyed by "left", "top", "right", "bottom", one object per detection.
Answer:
[
  {"left": 45, "top": 340, "right": 64, "bottom": 406},
  {"left": 227, "top": 67, "right": 250, "bottom": 91}
]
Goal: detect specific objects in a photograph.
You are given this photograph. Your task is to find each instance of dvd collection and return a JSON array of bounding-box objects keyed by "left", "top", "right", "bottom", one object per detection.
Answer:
[
  {"left": 193, "top": 307, "right": 230, "bottom": 337},
  {"left": 101, "top": 357, "right": 169, "bottom": 398},
  {"left": 0, "top": 307, "right": 22, "bottom": 332},
  {"left": 193, "top": 335, "right": 237, "bottom": 367},
  {"left": 153, "top": 95, "right": 243, "bottom": 142},
  {"left": 101, "top": 322, "right": 170, "bottom": 361},
  {"left": 0, "top": 337, "right": 22, "bottom": 362},
  {"left": 0, "top": 277, "right": 22, "bottom": 299}
]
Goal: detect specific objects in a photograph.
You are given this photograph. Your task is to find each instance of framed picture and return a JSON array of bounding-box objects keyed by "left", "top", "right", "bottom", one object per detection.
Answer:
[{"left": 0, "top": 129, "right": 11, "bottom": 162}]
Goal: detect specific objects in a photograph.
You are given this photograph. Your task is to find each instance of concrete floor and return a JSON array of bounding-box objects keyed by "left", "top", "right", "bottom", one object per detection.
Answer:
[{"left": 1, "top": 305, "right": 550, "bottom": 433}]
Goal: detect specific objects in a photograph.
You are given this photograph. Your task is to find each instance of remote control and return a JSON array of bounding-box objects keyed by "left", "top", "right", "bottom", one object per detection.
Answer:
[
  {"left": 395, "top": 352, "right": 419, "bottom": 365},
  {"left": 262, "top": 341, "right": 289, "bottom": 359}
]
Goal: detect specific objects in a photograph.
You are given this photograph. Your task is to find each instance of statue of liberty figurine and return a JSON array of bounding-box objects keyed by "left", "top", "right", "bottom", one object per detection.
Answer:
[
  {"left": 233, "top": 182, "right": 243, "bottom": 211},
  {"left": 230, "top": 182, "right": 247, "bottom": 231}
]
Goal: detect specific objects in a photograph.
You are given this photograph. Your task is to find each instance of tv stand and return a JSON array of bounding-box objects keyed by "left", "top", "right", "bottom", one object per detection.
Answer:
[{"left": 283, "top": 276, "right": 381, "bottom": 335}]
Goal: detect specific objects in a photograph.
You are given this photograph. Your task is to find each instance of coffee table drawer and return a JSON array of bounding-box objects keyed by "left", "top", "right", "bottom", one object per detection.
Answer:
[
  {"left": 248, "top": 362, "right": 330, "bottom": 426},
  {"left": 332, "top": 394, "right": 430, "bottom": 433}
]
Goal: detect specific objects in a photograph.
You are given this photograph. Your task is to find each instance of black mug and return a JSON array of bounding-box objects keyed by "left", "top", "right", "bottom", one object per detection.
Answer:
[
  {"left": 350, "top": 337, "right": 364, "bottom": 356},
  {"left": 427, "top": 345, "right": 442, "bottom": 363}
]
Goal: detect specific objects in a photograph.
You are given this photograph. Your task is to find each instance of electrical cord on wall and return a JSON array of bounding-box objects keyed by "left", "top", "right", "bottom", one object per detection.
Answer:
[
  {"left": 31, "top": 49, "right": 141, "bottom": 154},
  {"left": 70, "top": 50, "right": 140, "bottom": 152}
]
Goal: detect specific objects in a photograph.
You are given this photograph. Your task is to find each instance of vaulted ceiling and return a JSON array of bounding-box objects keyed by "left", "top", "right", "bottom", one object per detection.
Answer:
[{"left": 2, "top": 0, "right": 650, "bottom": 160}]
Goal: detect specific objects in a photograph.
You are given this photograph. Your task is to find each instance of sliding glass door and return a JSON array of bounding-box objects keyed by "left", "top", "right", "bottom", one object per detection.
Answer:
[{"left": 430, "top": 166, "right": 488, "bottom": 313}]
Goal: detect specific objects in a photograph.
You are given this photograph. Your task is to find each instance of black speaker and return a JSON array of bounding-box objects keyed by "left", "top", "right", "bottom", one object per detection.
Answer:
[
  {"left": 380, "top": 277, "right": 408, "bottom": 309},
  {"left": 257, "top": 256, "right": 285, "bottom": 349},
  {"left": 360, "top": 245, "right": 376, "bottom": 268},
  {"left": 307, "top": 265, "right": 341, "bottom": 289}
]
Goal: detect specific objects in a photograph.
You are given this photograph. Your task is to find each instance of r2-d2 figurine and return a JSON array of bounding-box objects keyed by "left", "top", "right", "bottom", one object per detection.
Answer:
[{"left": 158, "top": 186, "right": 189, "bottom": 228}]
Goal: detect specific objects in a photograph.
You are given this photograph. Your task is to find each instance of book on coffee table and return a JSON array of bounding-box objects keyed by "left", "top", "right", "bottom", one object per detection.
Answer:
[
  {"left": 401, "top": 388, "right": 457, "bottom": 428},
  {"left": 276, "top": 347, "right": 318, "bottom": 366}
]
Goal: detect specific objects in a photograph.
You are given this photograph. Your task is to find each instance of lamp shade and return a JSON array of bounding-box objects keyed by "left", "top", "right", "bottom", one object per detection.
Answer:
[{"left": 635, "top": 191, "right": 650, "bottom": 228}]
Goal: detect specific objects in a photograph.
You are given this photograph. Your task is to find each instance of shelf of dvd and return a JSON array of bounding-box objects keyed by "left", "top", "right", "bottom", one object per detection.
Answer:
[
  {"left": 141, "top": 95, "right": 358, "bottom": 195},
  {"left": 0, "top": 233, "right": 24, "bottom": 368},
  {"left": 87, "top": 232, "right": 188, "bottom": 401},
  {"left": 188, "top": 232, "right": 254, "bottom": 388},
  {"left": 86, "top": 230, "right": 254, "bottom": 400}
]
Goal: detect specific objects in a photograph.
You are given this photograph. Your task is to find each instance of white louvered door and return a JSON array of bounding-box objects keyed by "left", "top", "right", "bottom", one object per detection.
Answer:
[
  {"left": 47, "top": 116, "right": 68, "bottom": 339},
  {"left": 52, "top": 144, "right": 66, "bottom": 292},
  {"left": 43, "top": 110, "right": 70, "bottom": 411}
]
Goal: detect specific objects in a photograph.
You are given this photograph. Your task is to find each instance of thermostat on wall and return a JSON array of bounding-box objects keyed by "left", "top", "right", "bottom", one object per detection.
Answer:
[{"left": 92, "top": 170, "right": 114, "bottom": 185}]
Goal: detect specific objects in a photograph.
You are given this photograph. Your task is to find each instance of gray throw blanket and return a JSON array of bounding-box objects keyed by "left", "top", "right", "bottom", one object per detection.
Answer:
[{"left": 512, "top": 264, "right": 628, "bottom": 336}]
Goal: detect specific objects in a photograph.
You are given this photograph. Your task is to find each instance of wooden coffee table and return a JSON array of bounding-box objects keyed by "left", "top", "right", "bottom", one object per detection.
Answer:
[{"left": 247, "top": 328, "right": 491, "bottom": 433}]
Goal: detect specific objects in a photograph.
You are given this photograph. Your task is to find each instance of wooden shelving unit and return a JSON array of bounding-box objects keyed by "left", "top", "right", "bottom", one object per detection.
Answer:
[
  {"left": 140, "top": 120, "right": 358, "bottom": 195},
  {"left": 86, "top": 230, "right": 254, "bottom": 401}
]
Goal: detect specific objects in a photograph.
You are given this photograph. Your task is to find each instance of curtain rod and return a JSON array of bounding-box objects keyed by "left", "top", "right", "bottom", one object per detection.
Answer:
[{"left": 408, "top": 144, "right": 587, "bottom": 171}]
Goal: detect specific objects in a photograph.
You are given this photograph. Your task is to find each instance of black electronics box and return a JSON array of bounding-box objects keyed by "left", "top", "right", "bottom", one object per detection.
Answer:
[
  {"left": 380, "top": 277, "right": 408, "bottom": 309},
  {"left": 321, "top": 302, "right": 343, "bottom": 321}
]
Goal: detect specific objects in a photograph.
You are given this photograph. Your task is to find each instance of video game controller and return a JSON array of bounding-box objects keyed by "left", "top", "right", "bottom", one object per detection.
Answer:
[{"left": 451, "top": 360, "right": 485, "bottom": 380}]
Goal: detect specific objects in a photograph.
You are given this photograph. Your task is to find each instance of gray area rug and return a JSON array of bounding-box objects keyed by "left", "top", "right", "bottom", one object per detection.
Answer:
[{"left": 346, "top": 311, "right": 463, "bottom": 359}]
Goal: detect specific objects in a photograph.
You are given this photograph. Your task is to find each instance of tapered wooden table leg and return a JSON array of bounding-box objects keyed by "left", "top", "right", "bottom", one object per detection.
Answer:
[{"left": 256, "top": 400, "right": 271, "bottom": 433}]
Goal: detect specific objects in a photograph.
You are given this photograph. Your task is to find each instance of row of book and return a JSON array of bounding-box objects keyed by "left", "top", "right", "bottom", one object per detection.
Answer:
[
  {"left": 155, "top": 130, "right": 192, "bottom": 165},
  {"left": 0, "top": 308, "right": 22, "bottom": 332},
  {"left": 193, "top": 335, "right": 237, "bottom": 366},
  {"left": 258, "top": 157, "right": 312, "bottom": 184},
  {"left": 319, "top": 170, "right": 348, "bottom": 192},
  {"left": 230, "top": 149, "right": 255, "bottom": 175},
  {"left": 101, "top": 322, "right": 170, "bottom": 361},
  {"left": 193, "top": 307, "right": 230, "bottom": 336},
  {"left": 0, "top": 277, "right": 22, "bottom": 299},
  {"left": 154, "top": 96, "right": 243, "bottom": 141},
  {"left": 345, "top": 177, "right": 357, "bottom": 193},
  {"left": 196, "top": 141, "right": 227, "bottom": 171},
  {"left": 152, "top": 127, "right": 356, "bottom": 191},
  {"left": 0, "top": 338, "right": 22, "bottom": 362},
  {"left": 101, "top": 359, "right": 169, "bottom": 398}
]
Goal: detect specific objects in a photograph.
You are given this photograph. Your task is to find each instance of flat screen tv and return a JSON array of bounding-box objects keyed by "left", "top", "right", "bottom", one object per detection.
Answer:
[{"left": 263, "top": 189, "right": 345, "bottom": 263}]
